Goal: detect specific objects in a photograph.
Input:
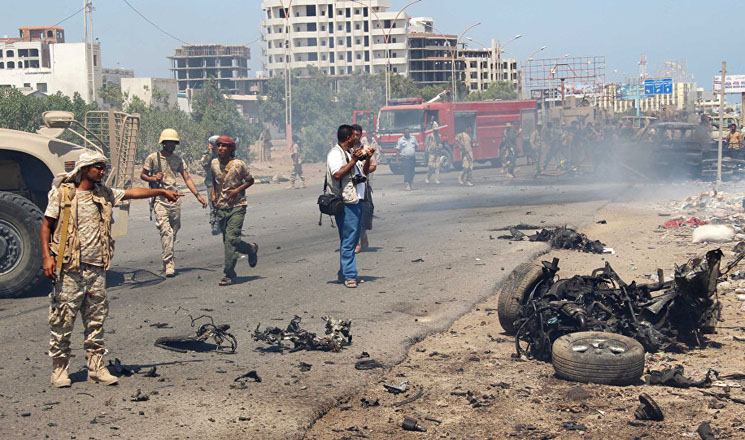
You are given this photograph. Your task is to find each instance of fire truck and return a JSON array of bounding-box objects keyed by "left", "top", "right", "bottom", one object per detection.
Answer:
[{"left": 355, "top": 97, "right": 537, "bottom": 173}]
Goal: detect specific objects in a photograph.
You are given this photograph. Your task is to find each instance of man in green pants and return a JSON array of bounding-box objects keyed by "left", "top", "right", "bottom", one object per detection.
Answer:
[{"left": 210, "top": 135, "right": 258, "bottom": 286}]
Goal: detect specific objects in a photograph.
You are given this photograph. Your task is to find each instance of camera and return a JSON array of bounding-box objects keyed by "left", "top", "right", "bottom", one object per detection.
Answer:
[{"left": 352, "top": 174, "right": 367, "bottom": 185}]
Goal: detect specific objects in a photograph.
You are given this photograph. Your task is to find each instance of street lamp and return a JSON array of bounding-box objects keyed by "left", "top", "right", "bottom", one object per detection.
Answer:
[
  {"left": 350, "top": 0, "right": 422, "bottom": 104},
  {"left": 526, "top": 45, "right": 547, "bottom": 61},
  {"left": 452, "top": 22, "right": 481, "bottom": 102},
  {"left": 496, "top": 34, "right": 521, "bottom": 85},
  {"left": 278, "top": 0, "right": 294, "bottom": 151}
]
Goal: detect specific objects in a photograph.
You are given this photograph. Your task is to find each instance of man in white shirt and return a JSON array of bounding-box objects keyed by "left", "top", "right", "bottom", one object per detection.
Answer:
[
  {"left": 326, "top": 125, "right": 374, "bottom": 288},
  {"left": 396, "top": 128, "right": 418, "bottom": 190}
]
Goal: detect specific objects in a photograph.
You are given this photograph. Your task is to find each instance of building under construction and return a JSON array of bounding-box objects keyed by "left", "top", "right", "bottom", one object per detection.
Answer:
[
  {"left": 407, "top": 33, "right": 462, "bottom": 86},
  {"left": 168, "top": 44, "right": 251, "bottom": 94}
]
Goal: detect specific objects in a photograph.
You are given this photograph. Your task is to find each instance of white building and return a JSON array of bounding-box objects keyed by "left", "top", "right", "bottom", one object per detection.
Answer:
[
  {"left": 0, "top": 40, "right": 101, "bottom": 103},
  {"left": 260, "top": 0, "right": 408, "bottom": 77},
  {"left": 121, "top": 77, "right": 178, "bottom": 110},
  {"left": 460, "top": 40, "right": 519, "bottom": 93}
]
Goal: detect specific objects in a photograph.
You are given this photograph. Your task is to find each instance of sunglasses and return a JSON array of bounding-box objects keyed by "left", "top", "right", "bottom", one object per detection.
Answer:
[{"left": 91, "top": 163, "right": 107, "bottom": 170}]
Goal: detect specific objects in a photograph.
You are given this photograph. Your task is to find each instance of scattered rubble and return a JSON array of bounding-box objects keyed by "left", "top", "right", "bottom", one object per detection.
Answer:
[
  {"left": 401, "top": 417, "right": 427, "bottom": 432},
  {"left": 383, "top": 381, "right": 408, "bottom": 394},
  {"left": 646, "top": 365, "right": 718, "bottom": 388},
  {"left": 354, "top": 359, "right": 384, "bottom": 370},
  {"left": 252, "top": 315, "right": 351, "bottom": 352},
  {"left": 497, "top": 225, "right": 605, "bottom": 253},
  {"left": 234, "top": 370, "right": 262, "bottom": 383},
  {"left": 154, "top": 314, "right": 237, "bottom": 353}
]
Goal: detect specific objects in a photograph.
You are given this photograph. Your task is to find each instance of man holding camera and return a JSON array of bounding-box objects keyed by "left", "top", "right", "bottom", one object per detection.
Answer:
[{"left": 326, "top": 125, "right": 374, "bottom": 288}]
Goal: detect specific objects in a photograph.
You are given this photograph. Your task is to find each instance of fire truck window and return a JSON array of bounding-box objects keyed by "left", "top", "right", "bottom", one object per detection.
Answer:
[{"left": 378, "top": 109, "right": 424, "bottom": 133}]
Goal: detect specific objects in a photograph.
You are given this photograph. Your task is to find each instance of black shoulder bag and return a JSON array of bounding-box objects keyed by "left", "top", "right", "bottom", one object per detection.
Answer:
[{"left": 318, "top": 149, "right": 347, "bottom": 224}]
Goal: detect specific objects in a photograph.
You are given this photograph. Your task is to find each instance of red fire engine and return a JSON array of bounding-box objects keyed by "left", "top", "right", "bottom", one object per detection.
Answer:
[{"left": 354, "top": 97, "right": 537, "bottom": 173}]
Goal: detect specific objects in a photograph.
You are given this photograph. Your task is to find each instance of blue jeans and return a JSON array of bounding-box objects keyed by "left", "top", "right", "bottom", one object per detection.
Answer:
[{"left": 335, "top": 202, "right": 363, "bottom": 281}]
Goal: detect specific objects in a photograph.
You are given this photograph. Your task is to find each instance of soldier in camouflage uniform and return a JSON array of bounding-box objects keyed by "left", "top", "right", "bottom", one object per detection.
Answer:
[
  {"left": 200, "top": 135, "right": 221, "bottom": 234},
  {"left": 455, "top": 130, "right": 474, "bottom": 186},
  {"left": 210, "top": 136, "right": 259, "bottom": 286},
  {"left": 424, "top": 122, "right": 443, "bottom": 185},
  {"left": 288, "top": 135, "right": 306, "bottom": 189},
  {"left": 41, "top": 151, "right": 182, "bottom": 388},
  {"left": 140, "top": 129, "right": 207, "bottom": 277},
  {"left": 530, "top": 121, "right": 545, "bottom": 178},
  {"left": 500, "top": 123, "right": 519, "bottom": 178}
]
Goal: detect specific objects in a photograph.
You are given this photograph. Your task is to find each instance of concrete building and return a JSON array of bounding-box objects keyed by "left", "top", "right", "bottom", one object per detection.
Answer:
[
  {"left": 260, "top": 0, "right": 408, "bottom": 77},
  {"left": 407, "top": 32, "right": 459, "bottom": 86},
  {"left": 0, "top": 26, "right": 101, "bottom": 102},
  {"left": 102, "top": 67, "right": 134, "bottom": 87},
  {"left": 461, "top": 40, "right": 519, "bottom": 93},
  {"left": 168, "top": 44, "right": 251, "bottom": 94},
  {"left": 121, "top": 77, "right": 178, "bottom": 109}
]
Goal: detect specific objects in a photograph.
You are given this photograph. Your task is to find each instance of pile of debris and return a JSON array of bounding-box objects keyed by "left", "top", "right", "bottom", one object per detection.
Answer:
[
  {"left": 660, "top": 189, "right": 745, "bottom": 227},
  {"left": 253, "top": 316, "right": 351, "bottom": 352},
  {"left": 506, "top": 249, "right": 725, "bottom": 362},
  {"left": 497, "top": 225, "right": 605, "bottom": 254},
  {"left": 154, "top": 314, "right": 237, "bottom": 353}
]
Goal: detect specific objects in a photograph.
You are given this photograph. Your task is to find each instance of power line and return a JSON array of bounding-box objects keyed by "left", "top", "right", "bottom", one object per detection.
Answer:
[
  {"left": 121, "top": 0, "right": 190, "bottom": 45},
  {"left": 52, "top": 7, "right": 84, "bottom": 27}
]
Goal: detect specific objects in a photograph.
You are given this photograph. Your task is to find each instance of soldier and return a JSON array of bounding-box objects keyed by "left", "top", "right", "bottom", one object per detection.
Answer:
[
  {"left": 288, "top": 135, "right": 306, "bottom": 189},
  {"left": 200, "top": 135, "right": 221, "bottom": 235},
  {"left": 424, "top": 123, "right": 443, "bottom": 185},
  {"left": 455, "top": 130, "right": 474, "bottom": 186},
  {"left": 41, "top": 151, "right": 183, "bottom": 388},
  {"left": 258, "top": 127, "right": 272, "bottom": 162},
  {"left": 141, "top": 129, "right": 207, "bottom": 277},
  {"left": 210, "top": 135, "right": 259, "bottom": 286},
  {"left": 530, "top": 121, "right": 545, "bottom": 178},
  {"left": 500, "top": 123, "right": 519, "bottom": 178}
]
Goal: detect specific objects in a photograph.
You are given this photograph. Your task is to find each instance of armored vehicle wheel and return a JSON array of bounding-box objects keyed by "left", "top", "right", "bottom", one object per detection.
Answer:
[
  {"left": 0, "top": 191, "right": 47, "bottom": 298},
  {"left": 497, "top": 263, "right": 544, "bottom": 335},
  {"left": 552, "top": 331, "right": 645, "bottom": 386}
]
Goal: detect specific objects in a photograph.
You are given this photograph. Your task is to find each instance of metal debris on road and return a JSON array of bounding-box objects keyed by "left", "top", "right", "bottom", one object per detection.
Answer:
[
  {"left": 401, "top": 417, "right": 427, "bottom": 432},
  {"left": 108, "top": 358, "right": 134, "bottom": 376},
  {"left": 497, "top": 225, "right": 605, "bottom": 253},
  {"left": 354, "top": 359, "right": 384, "bottom": 370},
  {"left": 298, "top": 362, "right": 312, "bottom": 372},
  {"left": 130, "top": 389, "right": 149, "bottom": 402},
  {"left": 252, "top": 315, "right": 351, "bottom": 352},
  {"left": 142, "top": 367, "right": 159, "bottom": 378},
  {"left": 646, "top": 365, "right": 718, "bottom": 388},
  {"left": 234, "top": 370, "right": 262, "bottom": 383},
  {"left": 154, "top": 314, "right": 237, "bottom": 354},
  {"left": 383, "top": 381, "right": 408, "bottom": 394},
  {"left": 634, "top": 393, "right": 664, "bottom": 421}
]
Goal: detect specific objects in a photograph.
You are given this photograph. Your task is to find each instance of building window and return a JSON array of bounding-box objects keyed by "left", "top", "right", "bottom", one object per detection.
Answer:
[
  {"left": 346, "top": 36, "right": 351, "bottom": 47},
  {"left": 0, "top": 62, "right": 3, "bottom": 68},
  {"left": 268, "top": 41, "right": 272, "bottom": 48},
  {"left": 37, "top": 82, "right": 47, "bottom": 92},
  {"left": 346, "top": 8, "right": 351, "bottom": 17},
  {"left": 308, "top": 53, "right": 318, "bottom": 61},
  {"left": 347, "top": 66, "right": 352, "bottom": 74},
  {"left": 328, "top": 5, "right": 333, "bottom": 18},
  {"left": 322, "top": 54, "right": 326, "bottom": 60},
  {"left": 364, "top": 21, "right": 369, "bottom": 32},
  {"left": 392, "top": 67, "right": 398, "bottom": 73},
  {"left": 338, "top": 24, "right": 343, "bottom": 31},
  {"left": 364, "top": 7, "right": 368, "bottom": 17},
  {"left": 278, "top": 8, "right": 286, "bottom": 18},
  {"left": 329, "top": 38, "right": 334, "bottom": 48},
  {"left": 7, "top": 61, "right": 14, "bottom": 68},
  {"left": 269, "top": 56, "right": 272, "bottom": 63},
  {"left": 391, "top": 37, "right": 396, "bottom": 43},
  {"left": 321, "top": 25, "right": 326, "bottom": 31},
  {"left": 329, "top": 22, "right": 333, "bottom": 33},
  {"left": 364, "top": 51, "right": 369, "bottom": 62},
  {"left": 356, "top": 53, "right": 361, "bottom": 60},
  {"left": 346, "top": 22, "right": 351, "bottom": 32},
  {"left": 347, "top": 51, "right": 352, "bottom": 62},
  {"left": 330, "top": 52, "right": 334, "bottom": 62},
  {"left": 330, "top": 66, "right": 335, "bottom": 75},
  {"left": 308, "top": 38, "right": 317, "bottom": 46},
  {"left": 356, "top": 39, "right": 360, "bottom": 45},
  {"left": 266, "top": 9, "right": 271, "bottom": 19},
  {"left": 355, "top": 8, "right": 360, "bottom": 15},
  {"left": 355, "top": 24, "right": 360, "bottom": 30},
  {"left": 321, "top": 39, "right": 326, "bottom": 46},
  {"left": 364, "top": 36, "right": 369, "bottom": 46},
  {"left": 307, "top": 23, "right": 316, "bottom": 31},
  {"left": 306, "top": 5, "right": 316, "bottom": 16},
  {"left": 471, "top": 83, "right": 478, "bottom": 90},
  {"left": 6, "top": 50, "right": 14, "bottom": 57},
  {"left": 24, "top": 83, "right": 31, "bottom": 88},
  {"left": 47, "top": 30, "right": 53, "bottom": 38}
]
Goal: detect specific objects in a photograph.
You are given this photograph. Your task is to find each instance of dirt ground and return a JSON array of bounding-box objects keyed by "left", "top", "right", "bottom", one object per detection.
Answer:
[{"left": 304, "top": 199, "right": 745, "bottom": 440}]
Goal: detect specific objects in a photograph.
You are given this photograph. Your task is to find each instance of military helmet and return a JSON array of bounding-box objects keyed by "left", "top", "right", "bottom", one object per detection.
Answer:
[{"left": 159, "top": 128, "right": 180, "bottom": 144}]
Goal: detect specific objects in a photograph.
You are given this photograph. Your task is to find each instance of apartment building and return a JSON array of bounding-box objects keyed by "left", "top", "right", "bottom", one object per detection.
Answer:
[
  {"left": 461, "top": 41, "right": 519, "bottom": 92},
  {"left": 0, "top": 26, "right": 101, "bottom": 102},
  {"left": 260, "top": 0, "right": 408, "bottom": 77},
  {"left": 168, "top": 44, "right": 251, "bottom": 94}
]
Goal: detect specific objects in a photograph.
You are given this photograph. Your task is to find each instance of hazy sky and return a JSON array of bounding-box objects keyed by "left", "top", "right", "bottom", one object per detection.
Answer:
[{"left": 1, "top": 0, "right": 742, "bottom": 89}]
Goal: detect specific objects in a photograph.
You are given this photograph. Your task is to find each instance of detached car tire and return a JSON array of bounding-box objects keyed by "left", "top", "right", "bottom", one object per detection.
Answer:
[
  {"left": 497, "top": 263, "right": 544, "bottom": 335},
  {"left": 0, "top": 191, "right": 46, "bottom": 298},
  {"left": 552, "top": 331, "right": 645, "bottom": 386}
]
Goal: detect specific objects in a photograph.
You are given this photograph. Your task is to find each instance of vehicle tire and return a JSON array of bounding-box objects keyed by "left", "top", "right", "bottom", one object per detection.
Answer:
[
  {"left": 0, "top": 191, "right": 46, "bottom": 298},
  {"left": 388, "top": 163, "right": 403, "bottom": 175},
  {"left": 551, "top": 331, "right": 645, "bottom": 386},
  {"left": 497, "top": 262, "right": 544, "bottom": 335}
]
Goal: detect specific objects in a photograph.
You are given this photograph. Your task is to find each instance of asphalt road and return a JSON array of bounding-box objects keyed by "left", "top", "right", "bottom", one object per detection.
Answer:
[{"left": 0, "top": 164, "right": 635, "bottom": 439}]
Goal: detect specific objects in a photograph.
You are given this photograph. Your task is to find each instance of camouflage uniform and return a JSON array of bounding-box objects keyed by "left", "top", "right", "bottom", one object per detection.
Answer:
[
  {"left": 289, "top": 141, "right": 305, "bottom": 187},
  {"left": 211, "top": 158, "right": 258, "bottom": 278},
  {"left": 425, "top": 132, "right": 442, "bottom": 184},
  {"left": 530, "top": 126, "right": 545, "bottom": 176},
  {"left": 143, "top": 151, "right": 184, "bottom": 270},
  {"left": 455, "top": 132, "right": 474, "bottom": 185},
  {"left": 200, "top": 149, "right": 220, "bottom": 234},
  {"left": 501, "top": 128, "right": 518, "bottom": 176},
  {"left": 45, "top": 184, "right": 125, "bottom": 359}
]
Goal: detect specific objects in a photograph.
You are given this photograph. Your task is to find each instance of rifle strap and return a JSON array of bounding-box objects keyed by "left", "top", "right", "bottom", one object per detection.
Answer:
[
  {"left": 217, "top": 159, "right": 234, "bottom": 199},
  {"left": 55, "top": 186, "right": 72, "bottom": 280}
]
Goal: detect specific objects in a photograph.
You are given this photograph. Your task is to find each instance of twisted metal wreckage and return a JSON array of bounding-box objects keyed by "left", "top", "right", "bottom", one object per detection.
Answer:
[
  {"left": 499, "top": 249, "right": 736, "bottom": 362},
  {"left": 252, "top": 316, "right": 352, "bottom": 352}
]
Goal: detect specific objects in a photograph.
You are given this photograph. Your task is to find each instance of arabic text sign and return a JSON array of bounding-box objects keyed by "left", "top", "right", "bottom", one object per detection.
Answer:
[
  {"left": 616, "top": 84, "right": 643, "bottom": 100},
  {"left": 644, "top": 78, "right": 673, "bottom": 95},
  {"left": 713, "top": 75, "right": 745, "bottom": 94}
]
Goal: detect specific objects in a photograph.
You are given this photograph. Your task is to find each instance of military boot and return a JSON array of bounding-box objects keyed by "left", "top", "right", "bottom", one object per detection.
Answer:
[
  {"left": 165, "top": 260, "right": 176, "bottom": 277},
  {"left": 86, "top": 353, "right": 119, "bottom": 385},
  {"left": 51, "top": 357, "right": 71, "bottom": 388}
]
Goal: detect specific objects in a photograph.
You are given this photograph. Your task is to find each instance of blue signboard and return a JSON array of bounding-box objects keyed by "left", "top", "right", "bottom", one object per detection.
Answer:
[
  {"left": 616, "top": 84, "right": 643, "bottom": 100},
  {"left": 644, "top": 78, "right": 673, "bottom": 95}
]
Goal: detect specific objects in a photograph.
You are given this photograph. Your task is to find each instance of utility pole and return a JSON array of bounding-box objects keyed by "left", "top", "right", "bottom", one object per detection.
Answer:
[
  {"left": 84, "top": 1, "right": 96, "bottom": 103},
  {"left": 717, "top": 61, "right": 726, "bottom": 185}
]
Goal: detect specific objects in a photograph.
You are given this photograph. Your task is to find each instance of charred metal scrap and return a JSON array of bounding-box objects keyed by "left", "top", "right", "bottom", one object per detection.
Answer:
[
  {"left": 252, "top": 315, "right": 351, "bottom": 352},
  {"left": 514, "top": 250, "right": 724, "bottom": 361},
  {"left": 154, "top": 314, "right": 237, "bottom": 353},
  {"left": 498, "top": 225, "right": 605, "bottom": 254}
]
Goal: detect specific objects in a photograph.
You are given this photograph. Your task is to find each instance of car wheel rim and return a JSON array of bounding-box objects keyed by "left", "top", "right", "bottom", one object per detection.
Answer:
[
  {"left": 0, "top": 219, "right": 23, "bottom": 276},
  {"left": 570, "top": 336, "right": 629, "bottom": 355}
]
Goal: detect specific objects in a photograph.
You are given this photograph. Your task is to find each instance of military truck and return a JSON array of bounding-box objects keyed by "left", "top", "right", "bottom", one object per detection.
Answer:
[{"left": 0, "top": 110, "right": 140, "bottom": 298}]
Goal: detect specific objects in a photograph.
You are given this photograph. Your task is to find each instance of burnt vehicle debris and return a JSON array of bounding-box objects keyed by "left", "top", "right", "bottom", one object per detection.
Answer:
[
  {"left": 154, "top": 314, "right": 237, "bottom": 354},
  {"left": 499, "top": 250, "right": 726, "bottom": 368},
  {"left": 252, "top": 315, "right": 352, "bottom": 352},
  {"left": 497, "top": 225, "right": 605, "bottom": 254}
]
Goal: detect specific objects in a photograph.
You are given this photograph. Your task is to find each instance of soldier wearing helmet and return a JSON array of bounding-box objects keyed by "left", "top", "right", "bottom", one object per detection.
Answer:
[
  {"left": 140, "top": 129, "right": 207, "bottom": 277},
  {"left": 210, "top": 135, "right": 259, "bottom": 286}
]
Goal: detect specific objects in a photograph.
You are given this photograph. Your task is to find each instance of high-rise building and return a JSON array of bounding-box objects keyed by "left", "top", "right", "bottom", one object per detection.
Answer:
[
  {"left": 461, "top": 40, "right": 519, "bottom": 93},
  {"left": 168, "top": 44, "right": 251, "bottom": 94},
  {"left": 260, "top": 0, "right": 408, "bottom": 77}
]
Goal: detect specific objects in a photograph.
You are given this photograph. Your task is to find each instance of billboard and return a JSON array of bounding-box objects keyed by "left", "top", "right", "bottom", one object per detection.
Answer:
[
  {"left": 616, "top": 84, "right": 643, "bottom": 100},
  {"left": 644, "top": 78, "right": 673, "bottom": 95},
  {"left": 713, "top": 75, "right": 745, "bottom": 94}
]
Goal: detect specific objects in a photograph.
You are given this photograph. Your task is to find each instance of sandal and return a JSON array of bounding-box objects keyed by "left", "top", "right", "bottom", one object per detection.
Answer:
[
  {"left": 219, "top": 277, "right": 234, "bottom": 286},
  {"left": 344, "top": 279, "right": 358, "bottom": 288}
]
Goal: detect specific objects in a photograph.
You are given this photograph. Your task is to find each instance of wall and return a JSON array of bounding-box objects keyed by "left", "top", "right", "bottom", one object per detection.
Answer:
[{"left": 121, "top": 77, "right": 178, "bottom": 109}]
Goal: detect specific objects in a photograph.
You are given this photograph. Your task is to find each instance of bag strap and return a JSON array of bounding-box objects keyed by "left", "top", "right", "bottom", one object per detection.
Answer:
[{"left": 54, "top": 186, "right": 72, "bottom": 280}]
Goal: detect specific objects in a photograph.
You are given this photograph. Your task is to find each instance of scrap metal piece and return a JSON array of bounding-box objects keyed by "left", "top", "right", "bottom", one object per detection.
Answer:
[
  {"left": 634, "top": 393, "right": 664, "bottom": 421},
  {"left": 402, "top": 417, "right": 427, "bottom": 432},
  {"left": 252, "top": 315, "right": 351, "bottom": 352},
  {"left": 355, "top": 359, "right": 384, "bottom": 370},
  {"left": 234, "top": 370, "right": 262, "bottom": 383},
  {"left": 154, "top": 314, "right": 237, "bottom": 354},
  {"left": 392, "top": 386, "right": 424, "bottom": 408},
  {"left": 384, "top": 381, "right": 408, "bottom": 394}
]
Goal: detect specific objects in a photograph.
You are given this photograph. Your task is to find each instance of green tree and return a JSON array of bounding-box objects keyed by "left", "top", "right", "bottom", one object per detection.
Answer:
[{"left": 465, "top": 81, "right": 517, "bottom": 101}]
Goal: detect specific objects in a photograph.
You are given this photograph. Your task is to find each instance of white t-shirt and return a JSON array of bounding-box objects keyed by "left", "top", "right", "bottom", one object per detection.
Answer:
[{"left": 327, "top": 145, "right": 365, "bottom": 201}]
